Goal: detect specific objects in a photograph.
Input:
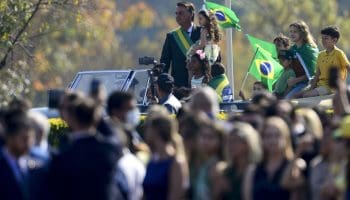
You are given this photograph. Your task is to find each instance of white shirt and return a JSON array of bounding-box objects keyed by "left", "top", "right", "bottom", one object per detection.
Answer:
[
  {"left": 191, "top": 76, "right": 204, "bottom": 89},
  {"left": 118, "top": 150, "right": 145, "bottom": 200},
  {"left": 187, "top": 23, "right": 194, "bottom": 37}
]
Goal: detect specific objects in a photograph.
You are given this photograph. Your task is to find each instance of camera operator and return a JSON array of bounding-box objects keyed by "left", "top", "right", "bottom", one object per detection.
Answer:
[{"left": 156, "top": 73, "right": 182, "bottom": 114}]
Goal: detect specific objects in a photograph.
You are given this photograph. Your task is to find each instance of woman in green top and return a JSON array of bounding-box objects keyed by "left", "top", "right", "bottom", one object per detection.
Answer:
[{"left": 286, "top": 21, "right": 319, "bottom": 98}]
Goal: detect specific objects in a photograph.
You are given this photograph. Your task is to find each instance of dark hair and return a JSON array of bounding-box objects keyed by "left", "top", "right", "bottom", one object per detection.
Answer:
[
  {"left": 107, "top": 91, "right": 134, "bottom": 116},
  {"left": 3, "top": 110, "right": 31, "bottom": 138},
  {"left": 211, "top": 62, "right": 225, "bottom": 77},
  {"left": 253, "top": 81, "right": 267, "bottom": 89},
  {"left": 191, "top": 53, "right": 211, "bottom": 84},
  {"left": 198, "top": 10, "right": 221, "bottom": 43},
  {"left": 321, "top": 26, "right": 340, "bottom": 40},
  {"left": 177, "top": 1, "right": 195, "bottom": 21},
  {"left": 273, "top": 33, "right": 291, "bottom": 49},
  {"left": 61, "top": 92, "right": 99, "bottom": 127}
]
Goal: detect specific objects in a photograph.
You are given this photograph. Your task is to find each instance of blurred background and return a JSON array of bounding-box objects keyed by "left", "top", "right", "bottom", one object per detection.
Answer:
[{"left": 1, "top": 0, "right": 349, "bottom": 106}]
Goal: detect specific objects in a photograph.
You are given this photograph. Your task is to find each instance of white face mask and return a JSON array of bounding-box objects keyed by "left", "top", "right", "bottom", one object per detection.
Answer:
[{"left": 126, "top": 107, "right": 140, "bottom": 127}]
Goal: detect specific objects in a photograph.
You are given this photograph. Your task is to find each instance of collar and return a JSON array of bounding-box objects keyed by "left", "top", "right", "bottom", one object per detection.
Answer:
[
  {"left": 212, "top": 74, "right": 226, "bottom": 80},
  {"left": 159, "top": 94, "right": 172, "bottom": 104},
  {"left": 187, "top": 23, "right": 194, "bottom": 34}
]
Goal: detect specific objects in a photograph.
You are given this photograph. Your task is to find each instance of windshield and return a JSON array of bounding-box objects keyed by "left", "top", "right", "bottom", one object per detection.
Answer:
[{"left": 71, "top": 71, "right": 131, "bottom": 95}]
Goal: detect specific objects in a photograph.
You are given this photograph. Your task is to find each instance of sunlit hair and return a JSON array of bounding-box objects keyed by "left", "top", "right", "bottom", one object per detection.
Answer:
[
  {"left": 198, "top": 10, "right": 221, "bottom": 43},
  {"left": 295, "top": 108, "right": 323, "bottom": 140},
  {"left": 228, "top": 122, "right": 262, "bottom": 164},
  {"left": 189, "top": 86, "right": 219, "bottom": 116},
  {"left": 144, "top": 106, "right": 186, "bottom": 158},
  {"left": 262, "top": 117, "right": 294, "bottom": 161},
  {"left": 273, "top": 33, "right": 291, "bottom": 50},
  {"left": 289, "top": 20, "right": 317, "bottom": 47}
]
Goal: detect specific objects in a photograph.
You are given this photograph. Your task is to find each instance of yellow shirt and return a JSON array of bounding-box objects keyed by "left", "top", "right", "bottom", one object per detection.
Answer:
[{"left": 317, "top": 47, "right": 350, "bottom": 87}]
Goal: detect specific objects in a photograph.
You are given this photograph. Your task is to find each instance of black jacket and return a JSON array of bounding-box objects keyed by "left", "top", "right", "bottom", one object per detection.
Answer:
[
  {"left": 47, "top": 134, "right": 123, "bottom": 200},
  {"left": 160, "top": 26, "right": 201, "bottom": 88},
  {"left": 0, "top": 150, "right": 28, "bottom": 200}
]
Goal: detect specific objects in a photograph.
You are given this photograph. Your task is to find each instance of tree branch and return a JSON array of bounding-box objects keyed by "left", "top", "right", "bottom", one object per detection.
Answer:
[{"left": 0, "top": 0, "right": 43, "bottom": 69}]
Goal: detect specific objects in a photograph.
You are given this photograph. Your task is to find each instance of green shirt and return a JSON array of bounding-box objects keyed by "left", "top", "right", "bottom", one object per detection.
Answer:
[
  {"left": 290, "top": 43, "right": 319, "bottom": 77},
  {"left": 273, "top": 68, "right": 296, "bottom": 96}
]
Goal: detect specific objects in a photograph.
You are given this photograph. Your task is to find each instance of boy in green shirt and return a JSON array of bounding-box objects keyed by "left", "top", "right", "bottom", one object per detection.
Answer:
[{"left": 273, "top": 50, "right": 296, "bottom": 98}]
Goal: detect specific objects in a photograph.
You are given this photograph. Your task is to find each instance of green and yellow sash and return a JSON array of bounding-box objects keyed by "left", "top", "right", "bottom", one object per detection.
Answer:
[{"left": 171, "top": 27, "right": 194, "bottom": 56}]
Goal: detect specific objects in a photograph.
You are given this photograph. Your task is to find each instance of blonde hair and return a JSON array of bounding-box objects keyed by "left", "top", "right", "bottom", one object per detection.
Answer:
[
  {"left": 229, "top": 122, "right": 262, "bottom": 164},
  {"left": 289, "top": 20, "right": 317, "bottom": 47},
  {"left": 144, "top": 107, "right": 186, "bottom": 158},
  {"left": 295, "top": 108, "right": 323, "bottom": 140},
  {"left": 263, "top": 117, "right": 294, "bottom": 161}
]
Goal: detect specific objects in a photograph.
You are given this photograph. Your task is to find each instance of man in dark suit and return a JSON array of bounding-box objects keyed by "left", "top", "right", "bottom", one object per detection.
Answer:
[
  {"left": 0, "top": 110, "right": 35, "bottom": 200},
  {"left": 47, "top": 91, "right": 124, "bottom": 200},
  {"left": 160, "top": 1, "right": 201, "bottom": 88}
]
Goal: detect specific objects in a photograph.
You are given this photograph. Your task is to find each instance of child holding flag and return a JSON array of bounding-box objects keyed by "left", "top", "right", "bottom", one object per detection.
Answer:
[{"left": 273, "top": 50, "right": 296, "bottom": 98}]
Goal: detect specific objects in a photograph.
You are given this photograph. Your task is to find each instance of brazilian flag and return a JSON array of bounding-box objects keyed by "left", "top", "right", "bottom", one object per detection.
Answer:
[
  {"left": 248, "top": 47, "right": 284, "bottom": 91},
  {"left": 246, "top": 34, "right": 278, "bottom": 59},
  {"left": 205, "top": 1, "right": 241, "bottom": 30}
]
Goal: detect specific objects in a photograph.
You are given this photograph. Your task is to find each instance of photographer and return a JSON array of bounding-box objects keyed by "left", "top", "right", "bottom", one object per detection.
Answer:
[{"left": 156, "top": 73, "right": 182, "bottom": 114}]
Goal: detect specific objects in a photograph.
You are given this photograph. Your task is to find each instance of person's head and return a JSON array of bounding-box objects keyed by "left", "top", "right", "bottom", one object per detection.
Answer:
[
  {"left": 273, "top": 33, "right": 291, "bottom": 51},
  {"left": 176, "top": 2, "right": 195, "bottom": 27},
  {"left": 289, "top": 21, "right": 316, "bottom": 47},
  {"left": 198, "top": 9, "right": 210, "bottom": 27},
  {"left": 188, "top": 50, "right": 211, "bottom": 83},
  {"left": 197, "top": 118, "right": 225, "bottom": 160},
  {"left": 227, "top": 122, "right": 262, "bottom": 165},
  {"left": 189, "top": 87, "right": 219, "bottom": 119},
  {"left": 4, "top": 110, "right": 34, "bottom": 158},
  {"left": 239, "top": 104, "right": 265, "bottom": 132},
  {"left": 321, "top": 26, "right": 340, "bottom": 50},
  {"left": 211, "top": 62, "right": 226, "bottom": 77},
  {"left": 197, "top": 9, "right": 221, "bottom": 43},
  {"left": 28, "top": 111, "right": 50, "bottom": 146},
  {"left": 157, "top": 73, "right": 174, "bottom": 96},
  {"left": 107, "top": 91, "right": 137, "bottom": 124},
  {"left": 144, "top": 110, "right": 184, "bottom": 157},
  {"left": 252, "top": 81, "right": 267, "bottom": 93},
  {"left": 59, "top": 91, "right": 100, "bottom": 132},
  {"left": 262, "top": 117, "right": 294, "bottom": 161},
  {"left": 278, "top": 50, "right": 294, "bottom": 69},
  {"left": 8, "top": 97, "right": 31, "bottom": 113}
]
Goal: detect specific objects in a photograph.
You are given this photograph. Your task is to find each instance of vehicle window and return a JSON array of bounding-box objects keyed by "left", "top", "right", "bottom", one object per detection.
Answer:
[
  {"left": 72, "top": 71, "right": 130, "bottom": 95},
  {"left": 128, "top": 70, "right": 149, "bottom": 104}
]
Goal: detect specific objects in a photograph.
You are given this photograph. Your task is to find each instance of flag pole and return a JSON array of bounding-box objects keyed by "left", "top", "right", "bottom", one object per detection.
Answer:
[
  {"left": 225, "top": 0, "right": 234, "bottom": 99},
  {"left": 239, "top": 47, "right": 259, "bottom": 92}
]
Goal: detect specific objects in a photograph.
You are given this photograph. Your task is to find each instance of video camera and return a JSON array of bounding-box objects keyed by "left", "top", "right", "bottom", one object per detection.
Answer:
[{"left": 139, "top": 56, "right": 165, "bottom": 100}]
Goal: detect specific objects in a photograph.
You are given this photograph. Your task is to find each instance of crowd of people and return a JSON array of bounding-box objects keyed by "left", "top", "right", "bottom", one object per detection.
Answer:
[
  {"left": 1, "top": 1, "right": 350, "bottom": 200},
  {"left": 1, "top": 82, "right": 350, "bottom": 200}
]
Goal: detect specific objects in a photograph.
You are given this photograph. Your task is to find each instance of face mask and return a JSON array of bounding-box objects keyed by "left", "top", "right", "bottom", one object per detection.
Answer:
[{"left": 126, "top": 107, "right": 140, "bottom": 128}]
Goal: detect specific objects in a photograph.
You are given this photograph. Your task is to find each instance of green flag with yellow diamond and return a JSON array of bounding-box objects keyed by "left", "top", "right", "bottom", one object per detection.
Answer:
[
  {"left": 248, "top": 47, "right": 284, "bottom": 91},
  {"left": 205, "top": 1, "right": 241, "bottom": 30}
]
